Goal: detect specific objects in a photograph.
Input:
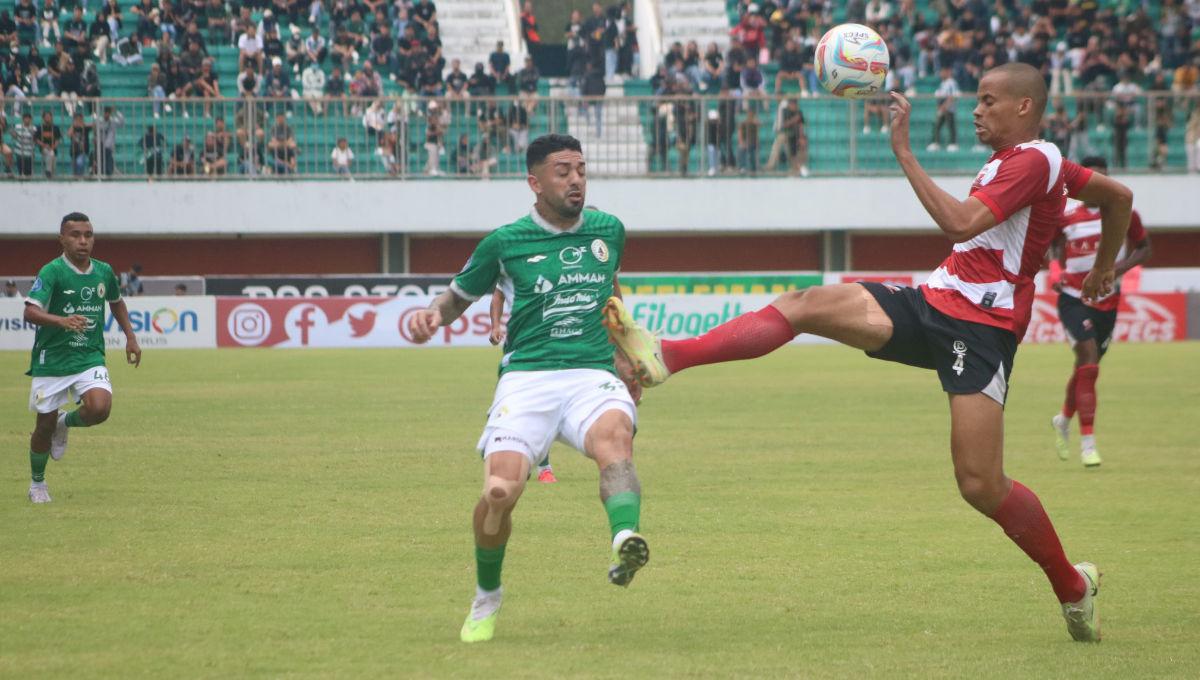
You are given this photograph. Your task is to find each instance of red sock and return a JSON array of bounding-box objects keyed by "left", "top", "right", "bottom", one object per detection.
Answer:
[
  {"left": 1061, "top": 371, "right": 1077, "bottom": 419},
  {"left": 989, "top": 481, "right": 1086, "bottom": 603},
  {"left": 661, "top": 305, "right": 796, "bottom": 374},
  {"left": 1074, "top": 364, "right": 1099, "bottom": 436}
]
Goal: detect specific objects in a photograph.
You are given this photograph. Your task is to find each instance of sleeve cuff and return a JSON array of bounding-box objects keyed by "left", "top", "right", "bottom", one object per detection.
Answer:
[
  {"left": 973, "top": 190, "right": 1006, "bottom": 223},
  {"left": 1067, "top": 166, "right": 1094, "bottom": 195},
  {"left": 449, "top": 280, "right": 480, "bottom": 302},
  {"left": 23, "top": 297, "right": 44, "bottom": 308}
]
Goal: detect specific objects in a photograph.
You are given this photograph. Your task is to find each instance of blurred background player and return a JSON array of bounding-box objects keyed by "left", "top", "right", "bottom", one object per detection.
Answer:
[
  {"left": 408, "top": 134, "right": 646, "bottom": 643},
  {"left": 489, "top": 285, "right": 557, "bottom": 483},
  {"left": 1049, "top": 156, "right": 1152, "bottom": 468},
  {"left": 603, "top": 64, "right": 1132, "bottom": 643},
  {"left": 22, "top": 212, "right": 142, "bottom": 504}
]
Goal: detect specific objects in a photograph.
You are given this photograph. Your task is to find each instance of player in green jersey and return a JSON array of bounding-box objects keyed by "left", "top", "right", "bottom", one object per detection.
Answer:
[
  {"left": 22, "top": 212, "right": 142, "bottom": 504},
  {"left": 408, "top": 135, "right": 647, "bottom": 643}
]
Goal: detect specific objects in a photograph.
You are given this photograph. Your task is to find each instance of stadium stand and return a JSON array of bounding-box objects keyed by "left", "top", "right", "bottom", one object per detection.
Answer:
[{"left": 0, "top": 0, "right": 1196, "bottom": 178}]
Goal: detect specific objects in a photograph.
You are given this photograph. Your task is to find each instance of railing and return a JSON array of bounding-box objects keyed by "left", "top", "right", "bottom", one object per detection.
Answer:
[{"left": 2, "top": 92, "right": 1196, "bottom": 180}]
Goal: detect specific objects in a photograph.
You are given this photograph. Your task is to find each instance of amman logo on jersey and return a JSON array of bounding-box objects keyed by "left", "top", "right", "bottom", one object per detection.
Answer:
[{"left": 590, "top": 239, "right": 609, "bottom": 263}]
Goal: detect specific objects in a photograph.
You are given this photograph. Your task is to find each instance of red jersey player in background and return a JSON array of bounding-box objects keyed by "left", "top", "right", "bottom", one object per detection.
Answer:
[
  {"left": 603, "top": 63, "right": 1133, "bottom": 642},
  {"left": 1048, "top": 155, "right": 1152, "bottom": 468}
]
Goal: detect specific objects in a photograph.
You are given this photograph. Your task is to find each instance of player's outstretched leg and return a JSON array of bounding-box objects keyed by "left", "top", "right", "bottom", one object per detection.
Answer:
[
  {"left": 28, "top": 410, "right": 56, "bottom": 503},
  {"left": 461, "top": 452, "right": 528, "bottom": 643},
  {"left": 603, "top": 284, "right": 893, "bottom": 387},
  {"left": 949, "top": 393, "right": 1096, "bottom": 641},
  {"left": 585, "top": 410, "right": 648, "bottom": 586}
]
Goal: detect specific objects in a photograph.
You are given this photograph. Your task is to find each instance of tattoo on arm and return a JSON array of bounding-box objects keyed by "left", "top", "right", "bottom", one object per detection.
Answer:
[{"left": 599, "top": 459, "right": 641, "bottom": 502}]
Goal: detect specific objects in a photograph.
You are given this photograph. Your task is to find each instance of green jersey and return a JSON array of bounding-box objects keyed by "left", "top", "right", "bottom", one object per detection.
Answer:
[
  {"left": 453, "top": 208, "right": 625, "bottom": 376},
  {"left": 25, "top": 255, "right": 122, "bottom": 377}
]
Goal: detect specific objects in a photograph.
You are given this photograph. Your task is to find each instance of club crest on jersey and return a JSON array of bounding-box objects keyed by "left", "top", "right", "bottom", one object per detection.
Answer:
[
  {"left": 590, "top": 239, "right": 609, "bottom": 263},
  {"left": 975, "top": 159, "right": 1002, "bottom": 187},
  {"left": 533, "top": 275, "right": 554, "bottom": 294},
  {"left": 97, "top": 283, "right": 106, "bottom": 299}
]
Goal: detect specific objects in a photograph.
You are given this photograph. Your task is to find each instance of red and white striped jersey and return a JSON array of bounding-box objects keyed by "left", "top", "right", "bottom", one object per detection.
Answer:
[
  {"left": 921, "top": 141, "right": 1093, "bottom": 339},
  {"left": 1059, "top": 204, "right": 1146, "bottom": 311}
]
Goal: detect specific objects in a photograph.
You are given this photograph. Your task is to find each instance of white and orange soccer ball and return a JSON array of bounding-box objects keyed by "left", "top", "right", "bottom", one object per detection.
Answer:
[{"left": 815, "top": 23, "right": 890, "bottom": 98}]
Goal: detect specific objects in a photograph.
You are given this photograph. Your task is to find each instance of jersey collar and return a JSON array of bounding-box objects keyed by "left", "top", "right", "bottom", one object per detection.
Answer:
[
  {"left": 530, "top": 206, "right": 584, "bottom": 234},
  {"left": 60, "top": 254, "right": 93, "bottom": 275}
]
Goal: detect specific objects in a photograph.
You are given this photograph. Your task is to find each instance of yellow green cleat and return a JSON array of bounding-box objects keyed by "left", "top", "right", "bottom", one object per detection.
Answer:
[
  {"left": 460, "top": 590, "right": 502, "bottom": 643},
  {"left": 1062, "top": 562, "right": 1101, "bottom": 643},
  {"left": 1051, "top": 414, "right": 1070, "bottom": 462},
  {"left": 601, "top": 297, "right": 670, "bottom": 387},
  {"left": 607, "top": 532, "right": 650, "bottom": 587}
]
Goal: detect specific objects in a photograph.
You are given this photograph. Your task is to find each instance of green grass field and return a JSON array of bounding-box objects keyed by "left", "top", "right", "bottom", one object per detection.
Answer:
[{"left": 1, "top": 343, "right": 1198, "bottom": 678}]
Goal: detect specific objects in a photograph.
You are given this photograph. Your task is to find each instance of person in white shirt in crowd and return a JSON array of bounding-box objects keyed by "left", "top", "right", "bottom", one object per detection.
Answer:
[
  {"left": 302, "top": 60, "right": 326, "bottom": 114},
  {"left": 331, "top": 136, "right": 354, "bottom": 176},
  {"left": 928, "top": 67, "right": 961, "bottom": 152}
]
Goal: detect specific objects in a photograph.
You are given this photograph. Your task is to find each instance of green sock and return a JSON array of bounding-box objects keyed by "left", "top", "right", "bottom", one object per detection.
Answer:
[
  {"left": 65, "top": 410, "right": 87, "bottom": 428},
  {"left": 30, "top": 450, "right": 49, "bottom": 483},
  {"left": 476, "top": 544, "right": 506, "bottom": 592},
  {"left": 604, "top": 491, "right": 641, "bottom": 538}
]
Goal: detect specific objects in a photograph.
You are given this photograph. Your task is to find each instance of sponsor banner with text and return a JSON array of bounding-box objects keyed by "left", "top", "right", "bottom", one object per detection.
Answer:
[
  {"left": 0, "top": 296, "right": 216, "bottom": 350},
  {"left": 1024, "top": 293, "right": 1187, "bottom": 343},
  {"left": 619, "top": 274, "right": 824, "bottom": 295},
  {"left": 214, "top": 292, "right": 1189, "bottom": 349}
]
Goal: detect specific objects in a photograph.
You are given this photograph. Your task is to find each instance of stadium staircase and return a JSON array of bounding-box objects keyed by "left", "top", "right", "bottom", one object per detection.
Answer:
[
  {"left": 553, "top": 82, "right": 648, "bottom": 175},
  {"left": 660, "top": 0, "right": 731, "bottom": 52},
  {"left": 436, "top": 0, "right": 513, "bottom": 74}
]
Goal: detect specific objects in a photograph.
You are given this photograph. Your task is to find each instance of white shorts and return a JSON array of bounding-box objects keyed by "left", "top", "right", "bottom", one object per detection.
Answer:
[
  {"left": 476, "top": 369, "right": 638, "bottom": 467},
  {"left": 29, "top": 366, "right": 113, "bottom": 414}
]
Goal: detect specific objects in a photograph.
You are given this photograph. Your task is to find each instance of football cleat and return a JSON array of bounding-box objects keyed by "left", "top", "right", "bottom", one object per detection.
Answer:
[
  {"left": 28, "top": 482, "right": 52, "bottom": 504},
  {"left": 607, "top": 532, "right": 650, "bottom": 587},
  {"left": 1062, "top": 562, "right": 1101, "bottom": 642},
  {"left": 50, "top": 410, "right": 69, "bottom": 461},
  {"left": 602, "top": 297, "right": 670, "bottom": 387},
  {"left": 1051, "top": 414, "right": 1070, "bottom": 462},
  {"left": 460, "top": 589, "right": 502, "bottom": 643}
]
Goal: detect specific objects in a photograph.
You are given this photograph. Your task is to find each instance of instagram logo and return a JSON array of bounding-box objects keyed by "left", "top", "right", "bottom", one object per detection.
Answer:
[{"left": 228, "top": 303, "right": 272, "bottom": 346}]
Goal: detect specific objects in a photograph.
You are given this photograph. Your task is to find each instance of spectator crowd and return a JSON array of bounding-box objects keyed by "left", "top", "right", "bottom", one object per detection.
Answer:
[{"left": 0, "top": 0, "right": 1197, "bottom": 177}]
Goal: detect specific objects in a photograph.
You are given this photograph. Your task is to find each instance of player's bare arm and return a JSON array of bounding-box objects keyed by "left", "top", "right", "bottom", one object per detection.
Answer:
[
  {"left": 1072, "top": 172, "right": 1134, "bottom": 302},
  {"left": 109, "top": 298, "right": 142, "bottom": 367},
  {"left": 24, "top": 302, "right": 88, "bottom": 332},
  {"left": 1114, "top": 233, "right": 1152, "bottom": 277},
  {"left": 408, "top": 289, "right": 473, "bottom": 344},
  {"left": 888, "top": 92, "right": 997, "bottom": 242}
]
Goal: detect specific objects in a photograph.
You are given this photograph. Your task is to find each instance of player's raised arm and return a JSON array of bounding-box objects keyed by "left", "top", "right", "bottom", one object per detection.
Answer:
[
  {"left": 108, "top": 298, "right": 142, "bottom": 367},
  {"left": 1070, "top": 170, "right": 1133, "bottom": 302},
  {"left": 888, "top": 92, "right": 996, "bottom": 242}
]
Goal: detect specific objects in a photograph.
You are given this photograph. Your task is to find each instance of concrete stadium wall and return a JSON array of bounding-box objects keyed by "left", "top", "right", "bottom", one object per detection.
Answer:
[{"left": 3, "top": 175, "right": 1200, "bottom": 235}]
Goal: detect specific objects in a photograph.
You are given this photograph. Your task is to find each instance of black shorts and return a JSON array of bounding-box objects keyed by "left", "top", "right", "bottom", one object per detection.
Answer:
[
  {"left": 860, "top": 282, "right": 1018, "bottom": 405},
  {"left": 1057, "top": 292, "right": 1117, "bottom": 358}
]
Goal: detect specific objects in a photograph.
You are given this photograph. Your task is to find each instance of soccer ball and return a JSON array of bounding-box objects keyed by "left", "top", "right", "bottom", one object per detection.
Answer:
[{"left": 815, "top": 23, "right": 890, "bottom": 98}]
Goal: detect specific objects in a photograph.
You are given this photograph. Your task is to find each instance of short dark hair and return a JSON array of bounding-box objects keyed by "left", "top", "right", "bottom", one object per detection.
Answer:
[
  {"left": 60, "top": 212, "right": 91, "bottom": 231},
  {"left": 526, "top": 134, "right": 582, "bottom": 171},
  {"left": 1080, "top": 155, "right": 1108, "bottom": 171}
]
